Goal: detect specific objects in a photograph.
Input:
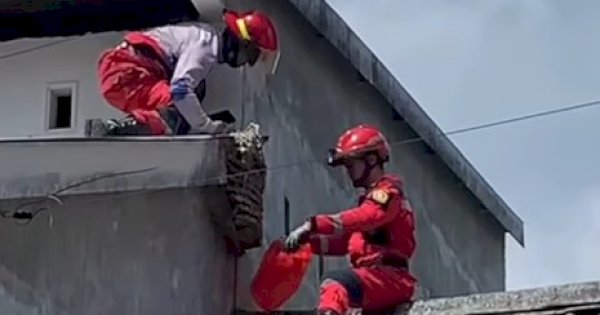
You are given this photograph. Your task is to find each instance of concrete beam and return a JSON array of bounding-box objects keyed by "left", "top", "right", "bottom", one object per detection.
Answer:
[{"left": 0, "top": 135, "right": 229, "bottom": 200}]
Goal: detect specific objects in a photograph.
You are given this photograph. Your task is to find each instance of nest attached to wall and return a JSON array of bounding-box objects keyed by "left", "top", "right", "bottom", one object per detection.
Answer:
[{"left": 220, "top": 123, "right": 268, "bottom": 256}]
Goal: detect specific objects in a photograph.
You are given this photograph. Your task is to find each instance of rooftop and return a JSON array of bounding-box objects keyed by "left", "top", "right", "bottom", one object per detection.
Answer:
[
  {"left": 233, "top": 281, "right": 600, "bottom": 314},
  {"left": 0, "top": 0, "right": 524, "bottom": 245},
  {"left": 406, "top": 280, "right": 600, "bottom": 315}
]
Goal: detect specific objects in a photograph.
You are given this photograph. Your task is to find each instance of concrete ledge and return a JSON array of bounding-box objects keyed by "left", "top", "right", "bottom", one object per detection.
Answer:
[
  {"left": 0, "top": 135, "right": 229, "bottom": 200},
  {"left": 287, "top": 0, "right": 524, "bottom": 246},
  {"left": 407, "top": 280, "right": 600, "bottom": 314}
]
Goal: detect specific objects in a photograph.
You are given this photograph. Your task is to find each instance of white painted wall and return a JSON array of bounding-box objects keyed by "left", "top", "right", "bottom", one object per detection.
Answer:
[{"left": 0, "top": 32, "right": 243, "bottom": 139}]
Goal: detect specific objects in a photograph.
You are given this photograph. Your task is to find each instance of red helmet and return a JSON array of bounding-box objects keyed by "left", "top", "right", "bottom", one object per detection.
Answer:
[
  {"left": 328, "top": 124, "right": 391, "bottom": 167},
  {"left": 224, "top": 10, "right": 278, "bottom": 51},
  {"left": 224, "top": 9, "right": 280, "bottom": 75}
]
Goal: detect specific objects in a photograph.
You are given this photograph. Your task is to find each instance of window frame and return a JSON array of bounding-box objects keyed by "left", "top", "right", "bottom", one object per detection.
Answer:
[{"left": 44, "top": 81, "right": 78, "bottom": 133}]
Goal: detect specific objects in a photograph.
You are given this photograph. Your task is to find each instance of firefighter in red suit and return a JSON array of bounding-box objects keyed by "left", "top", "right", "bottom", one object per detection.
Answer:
[
  {"left": 96, "top": 9, "right": 279, "bottom": 135},
  {"left": 284, "top": 124, "right": 417, "bottom": 315}
]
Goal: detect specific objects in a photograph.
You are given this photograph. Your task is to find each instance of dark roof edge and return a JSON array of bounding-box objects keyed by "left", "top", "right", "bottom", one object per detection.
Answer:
[
  {"left": 407, "top": 280, "right": 600, "bottom": 314},
  {"left": 287, "top": 0, "right": 524, "bottom": 246},
  {"left": 0, "top": 0, "right": 198, "bottom": 42}
]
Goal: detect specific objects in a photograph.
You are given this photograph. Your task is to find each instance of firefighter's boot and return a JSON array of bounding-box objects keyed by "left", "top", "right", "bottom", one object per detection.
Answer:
[
  {"left": 87, "top": 116, "right": 153, "bottom": 136},
  {"left": 104, "top": 116, "right": 154, "bottom": 136}
]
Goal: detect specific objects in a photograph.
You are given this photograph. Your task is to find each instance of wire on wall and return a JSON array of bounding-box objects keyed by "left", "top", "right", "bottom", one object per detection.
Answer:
[{"left": 0, "top": 38, "right": 76, "bottom": 60}]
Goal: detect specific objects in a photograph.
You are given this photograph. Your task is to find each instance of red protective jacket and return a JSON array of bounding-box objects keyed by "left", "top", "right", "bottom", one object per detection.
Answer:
[{"left": 309, "top": 174, "right": 416, "bottom": 268}]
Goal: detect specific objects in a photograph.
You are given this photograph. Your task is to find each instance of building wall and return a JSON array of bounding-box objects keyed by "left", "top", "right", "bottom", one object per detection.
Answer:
[
  {"left": 0, "top": 32, "right": 243, "bottom": 139},
  {"left": 0, "top": 186, "right": 235, "bottom": 315},
  {"left": 234, "top": 0, "right": 506, "bottom": 311}
]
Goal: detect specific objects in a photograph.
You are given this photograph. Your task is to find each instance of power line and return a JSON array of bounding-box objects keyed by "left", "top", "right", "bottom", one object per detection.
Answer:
[
  {"left": 0, "top": 38, "right": 75, "bottom": 60},
  {"left": 196, "top": 98, "right": 600, "bottom": 182},
  {"left": 443, "top": 99, "right": 600, "bottom": 137}
]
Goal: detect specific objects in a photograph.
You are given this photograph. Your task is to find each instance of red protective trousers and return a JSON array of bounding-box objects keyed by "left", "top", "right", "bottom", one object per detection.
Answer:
[
  {"left": 309, "top": 175, "right": 417, "bottom": 314},
  {"left": 97, "top": 32, "right": 172, "bottom": 135},
  {"left": 319, "top": 266, "right": 415, "bottom": 314}
]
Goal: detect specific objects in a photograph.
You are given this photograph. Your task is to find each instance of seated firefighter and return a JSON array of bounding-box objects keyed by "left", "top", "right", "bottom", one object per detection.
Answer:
[
  {"left": 96, "top": 9, "right": 279, "bottom": 136},
  {"left": 284, "top": 124, "right": 417, "bottom": 315}
]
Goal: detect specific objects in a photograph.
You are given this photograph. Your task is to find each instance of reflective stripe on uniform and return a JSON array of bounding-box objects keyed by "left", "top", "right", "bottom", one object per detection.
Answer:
[
  {"left": 330, "top": 214, "right": 344, "bottom": 235},
  {"left": 236, "top": 18, "right": 251, "bottom": 40}
]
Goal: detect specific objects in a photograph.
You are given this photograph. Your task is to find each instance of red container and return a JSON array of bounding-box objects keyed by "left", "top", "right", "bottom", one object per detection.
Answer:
[{"left": 250, "top": 239, "right": 313, "bottom": 312}]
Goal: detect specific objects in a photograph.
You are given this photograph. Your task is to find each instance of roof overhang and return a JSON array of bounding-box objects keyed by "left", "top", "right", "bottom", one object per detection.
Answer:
[
  {"left": 0, "top": 0, "right": 198, "bottom": 42},
  {"left": 0, "top": 135, "right": 228, "bottom": 200}
]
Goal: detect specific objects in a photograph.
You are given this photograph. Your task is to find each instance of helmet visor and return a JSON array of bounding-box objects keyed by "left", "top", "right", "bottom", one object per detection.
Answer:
[{"left": 255, "top": 49, "right": 281, "bottom": 76}]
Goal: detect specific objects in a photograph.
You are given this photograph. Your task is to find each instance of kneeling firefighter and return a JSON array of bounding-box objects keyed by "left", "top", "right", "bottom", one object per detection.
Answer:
[
  {"left": 284, "top": 124, "right": 417, "bottom": 315},
  {"left": 96, "top": 9, "right": 279, "bottom": 135}
]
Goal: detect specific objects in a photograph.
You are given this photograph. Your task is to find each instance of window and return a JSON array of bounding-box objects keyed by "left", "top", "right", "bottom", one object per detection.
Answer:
[{"left": 45, "top": 82, "right": 77, "bottom": 131}]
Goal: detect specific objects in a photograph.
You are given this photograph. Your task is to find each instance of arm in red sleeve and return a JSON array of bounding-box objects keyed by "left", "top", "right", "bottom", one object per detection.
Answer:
[
  {"left": 310, "top": 187, "right": 403, "bottom": 235},
  {"left": 308, "top": 234, "right": 349, "bottom": 256}
]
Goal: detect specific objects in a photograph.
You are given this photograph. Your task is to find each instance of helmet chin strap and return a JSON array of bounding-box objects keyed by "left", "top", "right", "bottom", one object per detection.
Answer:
[
  {"left": 352, "top": 155, "right": 379, "bottom": 187},
  {"left": 221, "top": 29, "right": 240, "bottom": 66}
]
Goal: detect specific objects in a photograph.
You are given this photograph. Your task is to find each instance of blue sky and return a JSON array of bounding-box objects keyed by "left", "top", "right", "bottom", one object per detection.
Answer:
[{"left": 326, "top": 0, "right": 600, "bottom": 290}]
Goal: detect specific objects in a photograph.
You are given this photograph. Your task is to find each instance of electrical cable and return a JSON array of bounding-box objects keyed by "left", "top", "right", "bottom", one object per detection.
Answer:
[
  {"left": 0, "top": 38, "right": 76, "bottom": 60},
  {"left": 0, "top": 167, "right": 156, "bottom": 225},
  {"left": 195, "top": 98, "right": 600, "bottom": 183}
]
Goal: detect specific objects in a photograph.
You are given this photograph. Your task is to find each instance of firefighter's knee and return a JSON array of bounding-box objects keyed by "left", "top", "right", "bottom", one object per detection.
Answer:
[{"left": 321, "top": 269, "right": 364, "bottom": 307}]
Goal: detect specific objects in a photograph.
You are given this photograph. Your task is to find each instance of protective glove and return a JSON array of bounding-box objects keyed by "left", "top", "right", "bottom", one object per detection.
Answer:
[
  {"left": 189, "top": 119, "right": 234, "bottom": 134},
  {"left": 172, "top": 95, "right": 234, "bottom": 134},
  {"left": 205, "top": 120, "right": 234, "bottom": 134},
  {"left": 284, "top": 221, "right": 312, "bottom": 252}
]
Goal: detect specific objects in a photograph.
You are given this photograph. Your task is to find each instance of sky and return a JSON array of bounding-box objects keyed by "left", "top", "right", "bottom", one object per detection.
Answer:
[{"left": 326, "top": 0, "right": 600, "bottom": 290}]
